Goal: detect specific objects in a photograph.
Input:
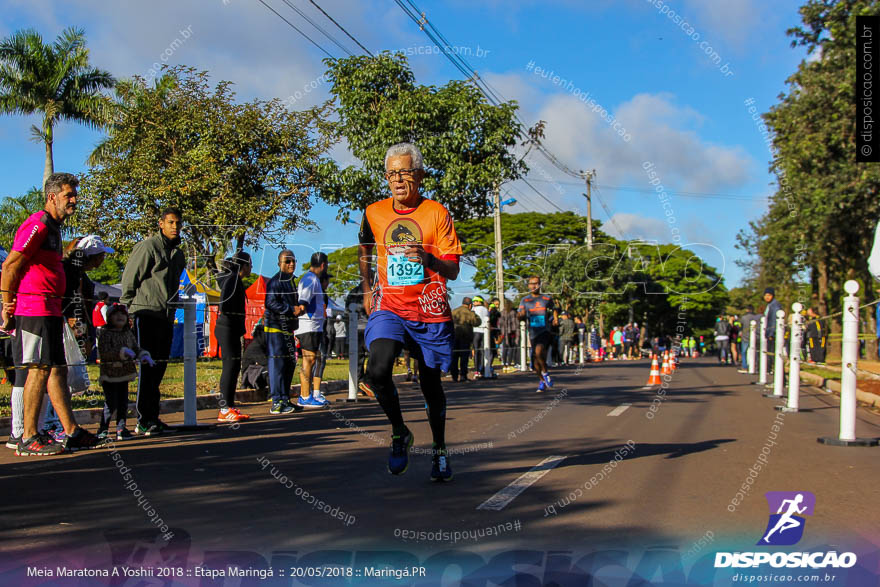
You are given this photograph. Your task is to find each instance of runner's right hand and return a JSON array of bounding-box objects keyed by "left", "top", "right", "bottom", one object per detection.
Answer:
[{"left": 363, "top": 292, "right": 372, "bottom": 316}]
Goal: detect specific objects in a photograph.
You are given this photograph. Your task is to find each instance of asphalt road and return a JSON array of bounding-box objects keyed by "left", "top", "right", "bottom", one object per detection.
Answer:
[{"left": 1, "top": 357, "right": 878, "bottom": 585}]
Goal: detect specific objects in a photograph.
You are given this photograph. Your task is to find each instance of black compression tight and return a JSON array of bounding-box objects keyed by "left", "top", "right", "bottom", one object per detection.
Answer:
[{"left": 366, "top": 338, "right": 446, "bottom": 447}]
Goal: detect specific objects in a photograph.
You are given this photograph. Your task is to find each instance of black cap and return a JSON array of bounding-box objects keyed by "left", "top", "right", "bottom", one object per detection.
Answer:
[{"left": 764, "top": 287, "right": 775, "bottom": 296}]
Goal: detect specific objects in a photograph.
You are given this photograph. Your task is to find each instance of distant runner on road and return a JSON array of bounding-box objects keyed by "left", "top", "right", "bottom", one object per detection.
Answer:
[
  {"left": 358, "top": 142, "right": 462, "bottom": 482},
  {"left": 517, "top": 276, "right": 558, "bottom": 392}
]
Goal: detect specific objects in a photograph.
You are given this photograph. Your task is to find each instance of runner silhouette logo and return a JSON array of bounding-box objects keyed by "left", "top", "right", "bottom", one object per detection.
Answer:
[{"left": 758, "top": 491, "right": 815, "bottom": 546}]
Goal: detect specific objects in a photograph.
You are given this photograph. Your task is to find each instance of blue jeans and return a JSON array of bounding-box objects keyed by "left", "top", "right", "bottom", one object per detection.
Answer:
[
  {"left": 265, "top": 330, "right": 296, "bottom": 403},
  {"left": 42, "top": 399, "right": 61, "bottom": 432},
  {"left": 741, "top": 340, "right": 749, "bottom": 369}
]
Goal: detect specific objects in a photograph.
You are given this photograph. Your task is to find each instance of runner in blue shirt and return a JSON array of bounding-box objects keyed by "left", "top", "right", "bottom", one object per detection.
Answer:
[{"left": 517, "top": 276, "right": 558, "bottom": 392}]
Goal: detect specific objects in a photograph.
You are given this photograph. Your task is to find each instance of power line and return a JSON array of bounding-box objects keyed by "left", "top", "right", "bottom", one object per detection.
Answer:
[
  {"left": 256, "top": 0, "right": 336, "bottom": 58},
  {"left": 591, "top": 184, "right": 629, "bottom": 240},
  {"left": 393, "top": 0, "right": 586, "bottom": 181},
  {"left": 308, "top": 0, "right": 374, "bottom": 56},
  {"left": 523, "top": 176, "right": 763, "bottom": 201},
  {"left": 279, "top": 0, "right": 354, "bottom": 56}
]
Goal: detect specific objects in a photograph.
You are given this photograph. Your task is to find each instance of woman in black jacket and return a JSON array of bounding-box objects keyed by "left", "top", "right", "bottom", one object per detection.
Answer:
[{"left": 215, "top": 251, "right": 252, "bottom": 422}]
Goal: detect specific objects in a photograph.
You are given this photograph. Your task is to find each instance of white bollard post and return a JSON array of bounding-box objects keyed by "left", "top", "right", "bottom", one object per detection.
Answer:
[
  {"left": 519, "top": 321, "right": 528, "bottom": 372},
  {"left": 748, "top": 321, "right": 757, "bottom": 374},
  {"left": 819, "top": 281, "right": 878, "bottom": 446},
  {"left": 482, "top": 323, "right": 492, "bottom": 378},
  {"left": 347, "top": 303, "right": 358, "bottom": 401},
  {"left": 579, "top": 337, "right": 585, "bottom": 365},
  {"left": 781, "top": 303, "right": 803, "bottom": 412},
  {"left": 183, "top": 294, "right": 198, "bottom": 427},
  {"left": 769, "top": 309, "right": 786, "bottom": 397},
  {"left": 758, "top": 315, "right": 768, "bottom": 385}
]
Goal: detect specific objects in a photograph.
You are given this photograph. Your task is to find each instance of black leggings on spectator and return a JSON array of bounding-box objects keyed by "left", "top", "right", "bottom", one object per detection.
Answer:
[
  {"left": 366, "top": 338, "right": 446, "bottom": 447},
  {"left": 214, "top": 317, "right": 243, "bottom": 409}
]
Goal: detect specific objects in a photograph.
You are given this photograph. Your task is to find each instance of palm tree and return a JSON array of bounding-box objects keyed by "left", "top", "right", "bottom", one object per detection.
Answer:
[{"left": 0, "top": 27, "right": 115, "bottom": 187}]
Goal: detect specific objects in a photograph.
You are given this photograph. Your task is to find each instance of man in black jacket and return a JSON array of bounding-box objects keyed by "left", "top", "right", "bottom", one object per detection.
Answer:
[
  {"left": 263, "top": 250, "right": 305, "bottom": 414},
  {"left": 120, "top": 207, "right": 187, "bottom": 437}
]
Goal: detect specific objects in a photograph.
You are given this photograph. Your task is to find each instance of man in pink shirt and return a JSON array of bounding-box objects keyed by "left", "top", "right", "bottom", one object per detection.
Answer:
[{"left": 1, "top": 173, "right": 105, "bottom": 455}]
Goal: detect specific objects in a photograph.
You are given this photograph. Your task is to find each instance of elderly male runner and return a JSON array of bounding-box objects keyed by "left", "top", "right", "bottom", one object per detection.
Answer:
[{"left": 358, "top": 142, "right": 461, "bottom": 481}]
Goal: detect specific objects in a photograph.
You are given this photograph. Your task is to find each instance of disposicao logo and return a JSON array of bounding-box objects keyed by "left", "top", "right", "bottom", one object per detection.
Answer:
[
  {"left": 714, "top": 491, "right": 857, "bottom": 569},
  {"left": 759, "top": 491, "right": 815, "bottom": 546}
]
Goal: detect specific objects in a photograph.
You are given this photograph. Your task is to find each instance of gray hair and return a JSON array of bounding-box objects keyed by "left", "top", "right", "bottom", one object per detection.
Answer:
[
  {"left": 384, "top": 142, "right": 424, "bottom": 170},
  {"left": 44, "top": 172, "right": 79, "bottom": 197}
]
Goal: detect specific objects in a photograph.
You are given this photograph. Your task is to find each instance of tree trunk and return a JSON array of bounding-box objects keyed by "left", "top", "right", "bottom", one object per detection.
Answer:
[
  {"left": 43, "top": 138, "right": 54, "bottom": 189},
  {"left": 598, "top": 313, "right": 605, "bottom": 340},
  {"left": 817, "top": 258, "right": 829, "bottom": 318}
]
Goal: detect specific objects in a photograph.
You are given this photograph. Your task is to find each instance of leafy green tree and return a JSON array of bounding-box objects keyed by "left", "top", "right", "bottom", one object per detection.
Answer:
[
  {"left": 455, "top": 211, "right": 594, "bottom": 294},
  {"left": 320, "top": 53, "right": 526, "bottom": 222},
  {"left": 742, "top": 0, "right": 880, "bottom": 332},
  {"left": 75, "top": 67, "right": 337, "bottom": 264},
  {"left": 0, "top": 27, "right": 115, "bottom": 186}
]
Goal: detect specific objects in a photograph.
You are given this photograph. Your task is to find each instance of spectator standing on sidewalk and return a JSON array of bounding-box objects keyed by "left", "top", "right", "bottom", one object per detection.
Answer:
[
  {"left": 558, "top": 311, "right": 576, "bottom": 365},
  {"left": 119, "top": 207, "right": 187, "bottom": 437},
  {"left": 762, "top": 287, "right": 782, "bottom": 368},
  {"left": 1, "top": 172, "right": 105, "bottom": 454},
  {"left": 264, "top": 250, "right": 304, "bottom": 414},
  {"left": 804, "top": 307, "right": 827, "bottom": 364},
  {"left": 471, "top": 296, "right": 490, "bottom": 377},
  {"left": 334, "top": 314, "right": 347, "bottom": 359},
  {"left": 451, "top": 297, "right": 480, "bottom": 382},
  {"left": 214, "top": 251, "right": 252, "bottom": 422},
  {"left": 295, "top": 252, "right": 330, "bottom": 408},
  {"left": 499, "top": 300, "right": 518, "bottom": 370}
]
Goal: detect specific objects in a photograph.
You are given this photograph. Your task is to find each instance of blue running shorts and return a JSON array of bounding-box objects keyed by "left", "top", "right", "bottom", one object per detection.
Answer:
[{"left": 365, "top": 310, "right": 454, "bottom": 372}]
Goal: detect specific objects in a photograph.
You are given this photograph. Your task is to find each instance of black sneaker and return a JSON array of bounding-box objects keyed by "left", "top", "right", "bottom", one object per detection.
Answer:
[
  {"left": 6, "top": 434, "right": 21, "bottom": 449},
  {"left": 153, "top": 419, "right": 175, "bottom": 433},
  {"left": 16, "top": 433, "right": 65, "bottom": 456},
  {"left": 388, "top": 429, "right": 414, "bottom": 475},
  {"left": 431, "top": 448, "right": 454, "bottom": 482},
  {"left": 64, "top": 428, "right": 109, "bottom": 452}
]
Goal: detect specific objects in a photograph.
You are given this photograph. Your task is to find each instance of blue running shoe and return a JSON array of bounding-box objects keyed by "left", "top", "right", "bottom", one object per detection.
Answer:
[
  {"left": 298, "top": 395, "right": 324, "bottom": 409},
  {"left": 542, "top": 372, "right": 554, "bottom": 388},
  {"left": 536, "top": 380, "right": 546, "bottom": 393},
  {"left": 388, "top": 429, "right": 413, "bottom": 475},
  {"left": 312, "top": 393, "right": 330, "bottom": 406},
  {"left": 431, "top": 448, "right": 453, "bottom": 482}
]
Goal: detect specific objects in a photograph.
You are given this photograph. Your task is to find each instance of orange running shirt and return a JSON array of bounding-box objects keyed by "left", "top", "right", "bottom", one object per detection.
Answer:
[{"left": 358, "top": 197, "right": 461, "bottom": 323}]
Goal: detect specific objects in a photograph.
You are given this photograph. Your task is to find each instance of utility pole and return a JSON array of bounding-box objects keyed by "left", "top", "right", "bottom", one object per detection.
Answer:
[
  {"left": 493, "top": 185, "right": 504, "bottom": 305},
  {"left": 584, "top": 169, "right": 595, "bottom": 250}
]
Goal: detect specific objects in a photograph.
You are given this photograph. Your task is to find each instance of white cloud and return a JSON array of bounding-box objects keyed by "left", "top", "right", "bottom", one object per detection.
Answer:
[
  {"left": 603, "top": 212, "right": 669, "bottom": 241},
  {"left": 530, "top": 90, "right": 752, "bottom": 194}
]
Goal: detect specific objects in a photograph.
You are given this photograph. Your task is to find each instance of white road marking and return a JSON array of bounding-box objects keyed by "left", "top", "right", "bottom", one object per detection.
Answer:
[
  {"left": 606, "top": 404, "right": 631, "bottom": 417},
  {"left": 477, "top": 455, "right": 567, "bottom": 511}
]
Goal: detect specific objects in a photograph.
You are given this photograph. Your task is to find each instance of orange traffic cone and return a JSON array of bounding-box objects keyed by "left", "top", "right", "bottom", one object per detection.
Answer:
[
  {"left": 661, "top": 352, "right": 670, "bottom": 375},
  {"left": 645, "top": 354, "right": 662, "bottom": 386},
  {"left": 670, "top": 352, "right": 677, "bottom": 372}
]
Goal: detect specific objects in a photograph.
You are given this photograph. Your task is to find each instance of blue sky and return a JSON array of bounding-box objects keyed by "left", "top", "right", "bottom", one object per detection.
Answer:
[{"left": 0, "top": 0, "right": 810, "bottom": 297}]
